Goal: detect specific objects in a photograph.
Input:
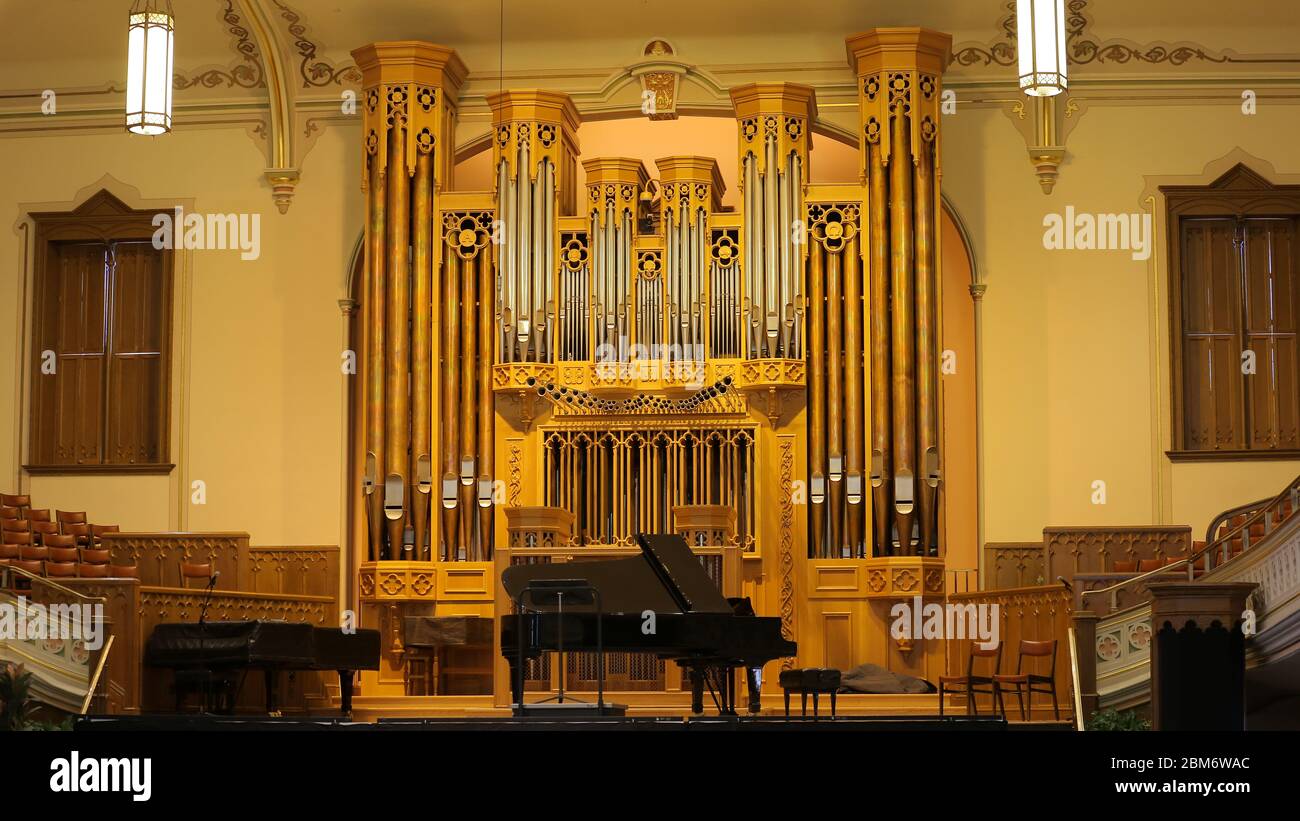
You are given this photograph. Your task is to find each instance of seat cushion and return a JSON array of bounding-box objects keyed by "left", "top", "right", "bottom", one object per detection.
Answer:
[
  {"left": 779, "top": 668, "right": 841, "bottom": 690},
  {"left": 993, "top": 674, "right": 1029, "bottom": 684}
]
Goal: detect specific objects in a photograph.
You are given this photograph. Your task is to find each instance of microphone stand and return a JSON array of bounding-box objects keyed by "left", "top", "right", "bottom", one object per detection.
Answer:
[{"left": 197, "top": 572, "right": 219, "bottom": 713}]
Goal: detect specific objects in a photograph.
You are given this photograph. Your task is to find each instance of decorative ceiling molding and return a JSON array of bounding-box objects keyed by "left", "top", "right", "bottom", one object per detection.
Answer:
[
  {"left": 239, "top": 0, "right": 300, "bottom": 213},
  {"left": 270, "top": 1, "right": 363, "bottom": 87},
  {"left": 174, "top": 0, "right": 266, "bottom": 90},
  {"left": 953, "top": 0, "right": 1300, "bottom": 73}
]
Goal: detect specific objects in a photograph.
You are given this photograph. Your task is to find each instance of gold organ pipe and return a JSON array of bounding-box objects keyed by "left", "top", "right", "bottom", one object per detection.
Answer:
[
  {"left": 441, "top": 252, "right": 461, "bottom": 560},
  {"left": 914, "top": 139, "right": 939, "bottom": 556},
  {"left": 459, "top": 251, "right": 479, "bottom": 557},
  {"left": 827, "top": 246, "right": 844, "bottom": 556},
  {"left": 384, "top": 123, "right": 411, "bottom": 560},
  {"left": 843, "top": 232, "right": 864, "bottom": 558},
  {"left": 478, "top": 234, "right": 494, "bottom": 559},
  {"left": 808, "top": 243, "right": 826, "bottom": 558},
  {"left": 365, "top": 157, "right": 387, "bottom": 562},
  {"left": 867, "top": 141, "right": 892, "bottom": 556},
  {"left": 411, "top": 151, "right": 433, "bottom": 562},
  {"left": 889, "top": 104, "right": 917, "bottom": 555}
]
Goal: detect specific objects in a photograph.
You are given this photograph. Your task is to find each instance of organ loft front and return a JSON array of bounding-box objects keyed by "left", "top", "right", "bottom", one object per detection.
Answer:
[{"left": 348, "top": 29, "right": 968, "bottom": 713}]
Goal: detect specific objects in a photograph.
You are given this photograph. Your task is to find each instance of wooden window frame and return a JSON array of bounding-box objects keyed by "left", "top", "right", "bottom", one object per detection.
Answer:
[
  {"left": 1164, "top": 164, "right": 1300, "bottom": 462},
  {"left": 24, "top": 190, "right": 175, "bottom": 475}
]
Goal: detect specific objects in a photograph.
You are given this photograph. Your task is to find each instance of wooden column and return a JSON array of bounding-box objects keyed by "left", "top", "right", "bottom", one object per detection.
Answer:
[{"left": 1148, "top": 582, "right": 1256, "bottom": 730}]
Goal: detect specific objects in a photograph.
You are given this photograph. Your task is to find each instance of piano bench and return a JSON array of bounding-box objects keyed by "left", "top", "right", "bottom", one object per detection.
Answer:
[{"left": 779, "top": 668, "right": 841, "bottom": 719}]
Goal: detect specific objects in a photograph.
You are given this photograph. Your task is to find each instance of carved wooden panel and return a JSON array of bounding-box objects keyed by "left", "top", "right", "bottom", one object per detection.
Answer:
[
  {"left": 946, "top": 585, "right": 1075, "bottom": 720},
  {"left": 1044, "top": 526, "right": 1191, "bottom": 585},
  {"left": 983, "top": 542, "right": 1046, "bottom": 590}
]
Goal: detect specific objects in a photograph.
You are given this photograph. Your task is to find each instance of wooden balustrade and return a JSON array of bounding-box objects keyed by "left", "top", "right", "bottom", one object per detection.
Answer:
[
  {"left": 982, "top": 542, "right": 1045, "bottom": 590},
  {"left": 1043, "top": 526, "right": 1190, "bottom": 586}
]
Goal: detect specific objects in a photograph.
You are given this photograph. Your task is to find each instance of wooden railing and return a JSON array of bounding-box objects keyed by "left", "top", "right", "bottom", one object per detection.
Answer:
[
  {"left": 1044, "top": 526, "right": 1190, "bottom": 586},
  {"left": 1081, "top": 475, "right": 1300, "bottom": 614},
  {"left": 945, "top": 584, "right": 1075, "bottom": 720},
  {"left": 982, "top": 542, "right": 1045, "bottom": 590}
]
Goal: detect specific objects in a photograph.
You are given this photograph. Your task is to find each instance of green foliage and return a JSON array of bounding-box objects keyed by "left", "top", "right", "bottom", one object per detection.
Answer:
[
  {"left": 0, "top": 662, "right": 34, "bottom": 731},
  {"left": 0, "top": 662, "right": 72, "bottom": 731},
  {"left": 1086, "top": 708, "right": 1151, "bottom": 731}
]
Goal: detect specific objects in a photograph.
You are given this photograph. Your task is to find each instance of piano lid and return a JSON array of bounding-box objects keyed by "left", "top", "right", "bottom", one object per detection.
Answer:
[
  {"left": 501, "top": 533, "right": 734, "bottom": 616},
  {"left": 635, "top": 533, "right": 733, "bottom": 614},
  {"left": 501, "top": 552, "right": 681, "bottom": 615}
]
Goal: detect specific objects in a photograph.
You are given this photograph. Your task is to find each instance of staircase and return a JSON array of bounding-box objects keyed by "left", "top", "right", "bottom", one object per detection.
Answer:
[
  {"left": 1079, "top": 475, "right": 1300, "bottom": 725},
  {"left": 0, "top": 566, "right": 113, "bottom": 717}
]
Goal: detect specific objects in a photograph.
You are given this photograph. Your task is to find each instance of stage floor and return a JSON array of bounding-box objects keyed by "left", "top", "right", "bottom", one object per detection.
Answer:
[{"left": 72, "top": 713, "right": 1068, "bottom": 731}]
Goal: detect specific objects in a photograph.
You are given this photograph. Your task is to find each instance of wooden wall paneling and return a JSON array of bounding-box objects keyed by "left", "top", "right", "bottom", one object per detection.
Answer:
[
  {"left": 1043, "top": 526, "right": 1191, "bottom": 584},
  {"left": 982, "top": 542, "right": 1045, "bottom": 589},
  {"left": 104, "top": 532, "right": 248, "bottom": 589},
  {"left": 946, "top": 585, "right": 1074, "bottom": 720}
]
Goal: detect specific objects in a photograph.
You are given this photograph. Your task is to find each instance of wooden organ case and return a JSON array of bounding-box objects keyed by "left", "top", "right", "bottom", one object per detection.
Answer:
[{"left": 349, "top": 30, "right": 957, "bottom": 715}]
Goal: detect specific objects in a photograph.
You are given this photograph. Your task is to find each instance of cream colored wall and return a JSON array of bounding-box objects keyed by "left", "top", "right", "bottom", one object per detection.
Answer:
[
  {"left": 4, "top": 69, "right": 1298, "bottom": 554},
  {"left": 1, "top": 125, "right": 360, "bottom": 545},
  {"left": 942, "top": 99, "right": 1300, "bottom": 543}
]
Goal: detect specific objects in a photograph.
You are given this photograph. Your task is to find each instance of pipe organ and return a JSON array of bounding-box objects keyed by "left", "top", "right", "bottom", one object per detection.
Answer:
[
  {"left": 848, "top": 29, "right": 950, "bottom": 558},
  {"left": 351, "top": 29, "right": 956, "bottom": 709}
]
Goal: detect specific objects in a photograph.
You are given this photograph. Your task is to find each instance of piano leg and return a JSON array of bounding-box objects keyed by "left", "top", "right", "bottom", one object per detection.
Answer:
[
  {"left": 264, "top": 669, "right": 281, "bottom": 717},
  {"left": 688, "top": 666, "right": 705, "bottom": 715},
  {"left": 337, "top": 669, "right": 355, "bottom": 716},
  {"left": 506, "top": 656, "right": 522, "bottom": 706},
  {"left": 746, "top": 667, "right": 761, "bottom": 714}
]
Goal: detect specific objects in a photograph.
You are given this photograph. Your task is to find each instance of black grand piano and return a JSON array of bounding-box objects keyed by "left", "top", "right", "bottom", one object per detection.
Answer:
[
  {"left": 501, "top": 532, "right": 796, "bottom": 715},
  {"left": 145, "top": 621, "right": 380, "bottom": 716}
]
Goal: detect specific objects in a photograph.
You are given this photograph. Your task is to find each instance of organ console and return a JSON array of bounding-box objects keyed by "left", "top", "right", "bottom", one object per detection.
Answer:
[{"left": 350, "top": 29, "right": 955, "bottom": 713}]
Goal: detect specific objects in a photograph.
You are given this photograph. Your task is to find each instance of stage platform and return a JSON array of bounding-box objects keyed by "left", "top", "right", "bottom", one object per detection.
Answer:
[{"left": 73, "top": 713, "right": 1055, "bottom": 732}]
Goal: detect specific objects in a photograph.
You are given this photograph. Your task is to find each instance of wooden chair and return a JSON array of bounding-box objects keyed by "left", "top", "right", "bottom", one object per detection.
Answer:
[
  {"left": 44, "top": 534, "right": 76, "bottom": 550},
  {"left": 0, "top": 493, "right": 31, "bottom": 510},
  {"left": 1, "top": 519, "right": 30, "bottom": 537},
  {"left": 939, "top": 642, "right": 1002, "bottom": 716},
  {"left": 0, "top": 542, "right": 19, "bottom": 565},
  {"left": 19, "top": 545, "right": 48, "bottom": 562},
  {"left": 78, "top": 563, "right": 110, "bottom": 578},
  {"left": 56, "top": 510, "right": 87, "bottom": 533},
  {"left": 181, "top": 562, "right": 213, "bottom": 588},
  {"left": 46, "top": 560, "right": 78, "bottom": 578},
  {"left": 993, "top": 639, "right": 1059, "bottom": 721},
  {"left": 90, "top": 524, "right": 120, "bottom": 547},
  {"left": 31, "top": 521, "right": 59, "bottom": 545},
  {"left": 64, "top": 522, "right": 93, "bottom": 547},
  {"left": 0, "top": 506, "right": 21, "bottom": 520},
  {"left": 8, "top": 559, "right": 44, "bottom": 586},
  {"left": 1112, "top": 559, "right": 1137, "bottom": 572},
  {"left": 48, "top": 546, "right": 79, "bottom": 564},
  {"left": 2, "top": 531, "right": 33, "bottom": 546},
  {"left": 107, "top": 564, "right": 140, "bottom": 579},
  {"left": 80, "top": 547, "right": 110, "bottom": 565},
  {"left": 28, "top": 508, "right": 52, "bottom": 523}
]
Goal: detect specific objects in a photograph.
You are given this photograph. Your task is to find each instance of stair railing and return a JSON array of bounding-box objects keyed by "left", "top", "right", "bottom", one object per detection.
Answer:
[{"left": 1082, "top": 474, "right": 1300, "bottom": 614}]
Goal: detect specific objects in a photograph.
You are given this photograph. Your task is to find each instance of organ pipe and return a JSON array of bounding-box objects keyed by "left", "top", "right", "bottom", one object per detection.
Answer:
[
  {"left": 730, "top": 83, "right": 814, "bottom": 361},
  {"left": 365, "top": 155, "right": 386, "bottom": 563},
  {"left": 847, "top": 29, "right": 952, "bottom": 557},
  {"left": 384, "top": 120, "right": 410, "bottom": 560},
  {"left": 888, "top": 101, "right": 917, "bottom": 555},
  {"left": 411, "top": 151, "right": 434, "bottom": 561},
  {"left": 352, "top": 42, "right": 467, "bottom": 565}
]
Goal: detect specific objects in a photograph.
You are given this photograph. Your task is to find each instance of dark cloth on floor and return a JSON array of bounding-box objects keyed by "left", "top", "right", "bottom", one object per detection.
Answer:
[{"left": 837, "top": 663, "right": 936, "bottom": 694}]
